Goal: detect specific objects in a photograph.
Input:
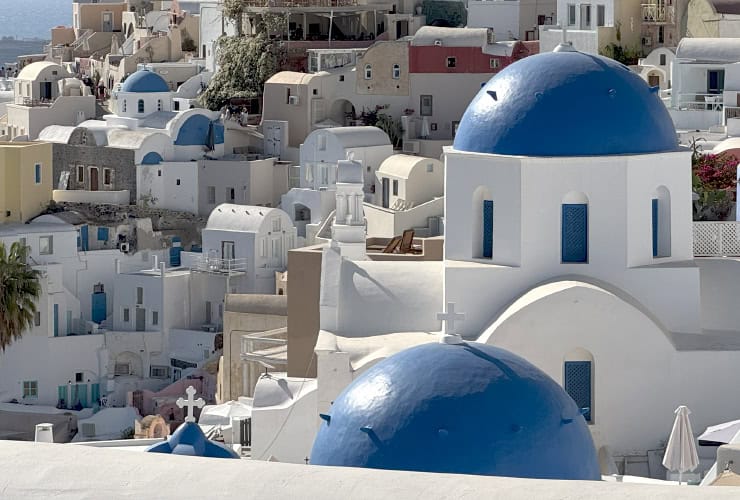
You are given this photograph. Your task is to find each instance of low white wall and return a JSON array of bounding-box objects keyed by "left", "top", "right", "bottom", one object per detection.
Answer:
[
  {"left": 668, "top": 109, "right": 723, "bottom": 131},
  {"left": 53, "top": 190, "right": 130, "bottom": 205},
  {"left": 364, "top": 197, "right": 444, "bottom": 238}
]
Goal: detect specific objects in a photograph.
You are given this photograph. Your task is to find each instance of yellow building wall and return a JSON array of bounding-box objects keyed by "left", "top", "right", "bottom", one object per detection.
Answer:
[{"left": 0, "top": 142, "right": 53, "bottom": 223}]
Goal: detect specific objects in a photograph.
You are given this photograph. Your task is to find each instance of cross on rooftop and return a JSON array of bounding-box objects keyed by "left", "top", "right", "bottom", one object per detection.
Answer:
[
  {"left": 176, "top": 385, "right": 205, "bottom": 423},
  {"left": 437, "top": 302, "right": 465, "bottom": 335}
]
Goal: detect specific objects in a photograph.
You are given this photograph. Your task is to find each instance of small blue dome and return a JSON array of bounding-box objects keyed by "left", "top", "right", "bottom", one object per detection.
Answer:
[
  {"left": 310, "top": 341, "right": 600, "bottom": 480},
  {"left": 146, "top": 422, "right": 239, "bottom": 459},
  {"left": 453, "top": 50, "right": 678, "bottom": 157},
  {"left": 121, "top": 70, "right": 170, "bottom": 93}
]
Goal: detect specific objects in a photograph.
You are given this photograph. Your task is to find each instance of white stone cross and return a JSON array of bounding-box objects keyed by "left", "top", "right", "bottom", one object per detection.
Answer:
[
  {"left": 176, "top": 385, "right": 205, "bottom": 423},
  {"left": 437, "top": 302, "right": 465, "bottom": 335}
]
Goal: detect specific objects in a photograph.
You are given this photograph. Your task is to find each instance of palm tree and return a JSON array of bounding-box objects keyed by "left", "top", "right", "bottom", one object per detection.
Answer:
[{"left": 0, "top": 242, "right": 41, "bottom": 351}]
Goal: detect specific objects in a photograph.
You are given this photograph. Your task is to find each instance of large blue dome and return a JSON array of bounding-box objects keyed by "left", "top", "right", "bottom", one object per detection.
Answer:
[
  {"left": 310, "top": 341, "right": 600, "bottom": 480},
  {"left": 121, "top": 70, "right": 170, "bottom": 93},
  {"left": 452, "top": 49, "right": 678, "bottom": 156}
]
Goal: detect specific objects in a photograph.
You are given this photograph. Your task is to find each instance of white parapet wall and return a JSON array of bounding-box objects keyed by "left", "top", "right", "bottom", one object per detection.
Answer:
[
  {"left": 53, "top": 190, "right": 131, "bottom": 205},
  {"left": 364, "top": 197, "right": 444, "bottom": 238}
]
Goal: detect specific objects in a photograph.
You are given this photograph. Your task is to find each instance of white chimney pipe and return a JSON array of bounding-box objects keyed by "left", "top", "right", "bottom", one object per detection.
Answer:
[{"left": 34, "top": 423, "right": 54, "bottom": 443}]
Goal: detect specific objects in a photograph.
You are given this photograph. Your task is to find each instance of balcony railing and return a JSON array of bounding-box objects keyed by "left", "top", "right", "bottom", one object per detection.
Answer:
[
  {"left": 676, "top": 93, "right": 723, "bottom": 111},
  {"left": 641, "top": 4, "right": 675, "bottom": 24},
  {"left": 694, "top": 222, "right": 740, "bottom": 257},
  {"left": 190, "top": 255, "right": 247, "bottom": 275},
  {"left": 240, "top": 0, "right": 359, "bottom": 7},
  {"left": 240, "top": 329, "right": 287, "bottom": 369}
]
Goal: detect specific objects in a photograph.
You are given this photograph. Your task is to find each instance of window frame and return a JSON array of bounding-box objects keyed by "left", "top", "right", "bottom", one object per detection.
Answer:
[
  {"left": 39, "top": 235, "right": 53, "bottom": 255},
  {"left": 392, "top": 64, "right": 401, "bottom": 79},
  {"left": 446, "top": 56, "right": 457, "bottom": 69},
  {"left": 420, "top": 95, "right": 433, "bottom": 116},
  {"left": 22, "top": 380, "right": 38, "bottom": 399},
  {"left": 34, "top": 163, "right": 42, "bottom": 184},
  {"left": 567, "top": 4, "right": 577, "bottom": 26},
  {"left": 137, "top": 99, "right": 145, "bottom": 114},
  {"left": 364, "top": 64, "right": 372, "bottom": 80}
]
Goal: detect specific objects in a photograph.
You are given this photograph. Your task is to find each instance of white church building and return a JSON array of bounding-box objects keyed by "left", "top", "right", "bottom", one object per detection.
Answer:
[{"left": 248, "top": 45, "right": 740, "bottom": 476}]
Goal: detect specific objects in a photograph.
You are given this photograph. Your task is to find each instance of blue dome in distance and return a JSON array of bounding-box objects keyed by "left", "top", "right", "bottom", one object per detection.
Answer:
[
  {"left": 452, "top": 49, "right": 678, "bottom": 157},
  {"left": 310, "top": 341, "right": 600, "bottom": 480},
  {"left": 121, "top": 70, "right": 170, "bottom": 93}
]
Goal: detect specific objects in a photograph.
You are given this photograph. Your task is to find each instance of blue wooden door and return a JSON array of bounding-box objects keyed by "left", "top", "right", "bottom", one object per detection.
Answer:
[
  {"left": 652, "top": 199, "right": 659, "bottom": 257},
  {"left": 57, "top": 385, "right": 68, "bottom": 408},
  {"left": 565, "top": 361, "right": 592, "bottom": 422},
  {"left": 77, "top": 384, "right": 88, "bottom": 408},
  {"left": 482, "top": 200, "right": 493, "bottom": 258},
  {"left": 562, "top": 204, "right": 588, "bottom": 263},
  {"left": 91, "top": 383, "right": 100, "bottom": 406},
  {"left": 80, "top": 225, "right": 89, "bottom": 251},
  {"left": 53, "top": 304, "right": 59, "bottom": 337}
]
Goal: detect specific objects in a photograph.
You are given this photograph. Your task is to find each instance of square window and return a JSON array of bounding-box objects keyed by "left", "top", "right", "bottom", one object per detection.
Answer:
[
  {"left": 22, "top": 380, "right": 38, "bottom": 398},
  {"left": 490, "top": 58, "right": 500, "bottom": 69},
  {"left": 338, "top": 75, "right": 345, "bottom": 82},
  {"left": 446, "top": 57, "right": 456, "bottom": 68},
  {"left": 272, "top": 218, "right": 281, "bottom": 232},
  {"left": 39, "top": 235, "right": 53, "bottom": 255},
  {"left": 123, "top": 308, "right": 130, "bottom": 322},
  {"left": 34, "top": 163, "right": 42, "bottom": 184},
  {"left": 75, "top": 372, "right": 83, "bottom": 383},
  {"left": 312, "top": 88, "right": 318, "bottom": 95}
]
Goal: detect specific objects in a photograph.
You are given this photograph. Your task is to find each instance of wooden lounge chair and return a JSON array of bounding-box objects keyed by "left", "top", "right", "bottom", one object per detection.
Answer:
[
  {"left": 382, "top": 236, "right": 402, "bottom": 253},
  {"left": 399, "top": 229, "right": 415, "bottom": 253}
]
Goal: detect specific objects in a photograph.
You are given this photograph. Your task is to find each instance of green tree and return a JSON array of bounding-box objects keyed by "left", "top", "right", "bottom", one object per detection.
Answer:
[{"left": 0, "top": 242, "right": 41, "bottom": 351}]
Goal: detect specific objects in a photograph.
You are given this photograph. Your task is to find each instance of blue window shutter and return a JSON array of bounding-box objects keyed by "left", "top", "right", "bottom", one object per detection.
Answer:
[
  {"left": 77, "top": 384, "right": 88, "bottom": 408},
  {"left": 562, "top": 204, "right": 588, "bottom": 263},
  {"left": 80, "top": 225, "right": 89, "bottom": 251},
  {"left": 91, "top": 383, "right": 100, "bottom": 405},
  {"left": 483, "top": 200, "right": 493, "bottom": 258},
  {"left": 53, "top": 304, "right": 59, "bottom": 337},
  {"left": 652, "top": 199, "right": 658, "bottom": 257},
  {"left": 565, "top": 361, "right": 592, "bottom": 422},
  {"left": 97, "top": 227, "right": 109, "bottom": 242}
]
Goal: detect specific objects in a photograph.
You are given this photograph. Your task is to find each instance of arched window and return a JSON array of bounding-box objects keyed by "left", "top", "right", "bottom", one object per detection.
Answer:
[
  {"left": 564, "top": 348, "right": 594, "bottom": 423},
  {"left": 138, "top": 99, "right": 145, "bottom": 114},
  {"left": 157, "top": 99, "right": 162, "bottom": 111},
  {"left": 364, "top": 64, "right": 372, "bottom": 80},
  {"left": 472, "top": 186, "right": 493, "bottom": 259},
  {"left": 652, "top": 186, "right": 671, "bottom": 258},
  {"left": 392, "top": 64, "right": 400, "bottom": 79},
  {"left": 122, "top": 99, "right": 127, "bottom": 113},
  {"left": 561, "top": 192, "right": 589, "bottom": 263}
]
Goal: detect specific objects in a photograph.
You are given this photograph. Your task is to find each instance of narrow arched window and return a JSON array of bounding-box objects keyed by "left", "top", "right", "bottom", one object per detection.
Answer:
[
  {"left": 472, "top": 186, "right": 493, "bottom": 259},
  {"left": 561, "top": 192, "right": 589, "bottom": 263},
  {"left": 652, "top": 186, "right": 671, "bottom": 258},
  {"left": 364, "top": 64, "right": 372, "bottom": 80},
  {"left": 138, "top": 99, "right": 145, "bottom": 113},
  {"left": 392, "top": 64, "right": 400, "bottom": 79}
]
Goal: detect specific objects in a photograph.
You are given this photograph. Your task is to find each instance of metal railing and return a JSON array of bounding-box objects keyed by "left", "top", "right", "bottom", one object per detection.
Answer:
[
  {"left": 190, "top": 255, "right": 248, "bottom": 274},
  {"left": 694, "top": 222, "right": 740, "bottom": 257},
  {"left": 677, "top": 93, "right": 723, "bottom": 111},
  {"left": 725, "top": 106, "right": 740, "bottom": 121},
  {"left": 641, "top": 4, "right": 675, "bottom": 24},
  {"left": 240, "top": 330, "right": 288, "bottom": 368},
  {"left": 240, "top": 0, "right": 359, "bottom": 7}
]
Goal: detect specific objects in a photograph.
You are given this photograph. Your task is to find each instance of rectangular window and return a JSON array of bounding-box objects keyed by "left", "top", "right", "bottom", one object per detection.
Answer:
[
  {"left": 34, "top": 311, "right": 41, "bottom": 326},
  {"left": 597, "top": 5, "right": 605, "bottom": 26},
  {"left": 34, "top": 163, "right": 42, "bottom": 184},
  {"left": 222, "top": 240, "right": 235, "bottom": 260},
  {"left": 260, "top": 238, "right": 268, "bottom": 257},
  {"left": 483, "top": 200, "right": 493, "bottom": 259},
  {"left": 286, "top": 88, "right": 291, "bottom": 104},
  {"left": 580, "top": 4, "right": 591, "bottom": 29},
  {"left": 103, "top": 168, "right": 111, "bottom": 185},
  {"left": 77, "top": 165, "right": 84, "bottom": 183},
  {"left": 660, "top": 54, "right": 666, "bottom": 66},
  {"left": 652, "top": 199, "right": 659, "bottom": 258},
  {"left": 392, "top": 64, "right": 401, "bottom": 79},
  {"left": 420, "top": 95, "right": 433, "bottom": 116},
  {"left": 568, "top": 4, "right": 576, "bottom": 26},
  {"left": 150, "top": 365, "right": 169, "bottom": 378},
  {"left": 227, "top": 188, "right": 235, "bottom": 202},
  {"left": 136, "top": 287, "right": 143, "bottom": 305},
  {"left": 564, "top": 361, "right": 592, "bottom": 422},
  {"left": 22, "top": 380, "right": 38, "bottom": 398},
  {"left": 39, "top": 235, "right": 53, "bottom": 255},
  {"left": 152, "top": 310, "right": 159, "bottom": 326},
  {"left": 176, "top": 179, "right": 181, "bottom": 186},
  {"left": 446, "top": 56, "right": 456, "bottom": 68},
  {"left": 392, "top": 179, "right": 399, "bottom": 196},
  {"left": 658, "top": 25, "right": 664, "bottom": 44},
  {"left": 123, "top": 308, "right": 130, "bottom": 322},
  {"left": 490, "top": 58, "right": 500, "bottom": 69},
  {"left": 426, "top": 163, "right": 434, "bottom": 173},
  {"left": 53, "top": 304, "right": 59, "bottom": 337},
  {"left": 708, "top": 69, "right": 725, "bottom": 94},
  {"left": 97, "top": 227, "right": 109, "bottom": 241},
  {"left": 207, "top": 186, "right": 216, "bottom": 204},
  {"left": 561, "top": 204, "right": 588, "bottom": 263}
]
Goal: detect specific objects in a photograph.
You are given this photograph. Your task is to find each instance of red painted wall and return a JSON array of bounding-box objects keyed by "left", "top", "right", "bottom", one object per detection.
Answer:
[{"left": 409, "top": 41, "right": 538, "bottom": 74}]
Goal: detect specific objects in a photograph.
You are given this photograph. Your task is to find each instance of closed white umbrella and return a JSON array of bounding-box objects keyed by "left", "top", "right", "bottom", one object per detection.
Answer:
[
  {"left": 662, "top": 405, "right": 699, "bottom": 484},
  {"left": 698, "top": 418, "right": 740, "bottom": 446}
]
